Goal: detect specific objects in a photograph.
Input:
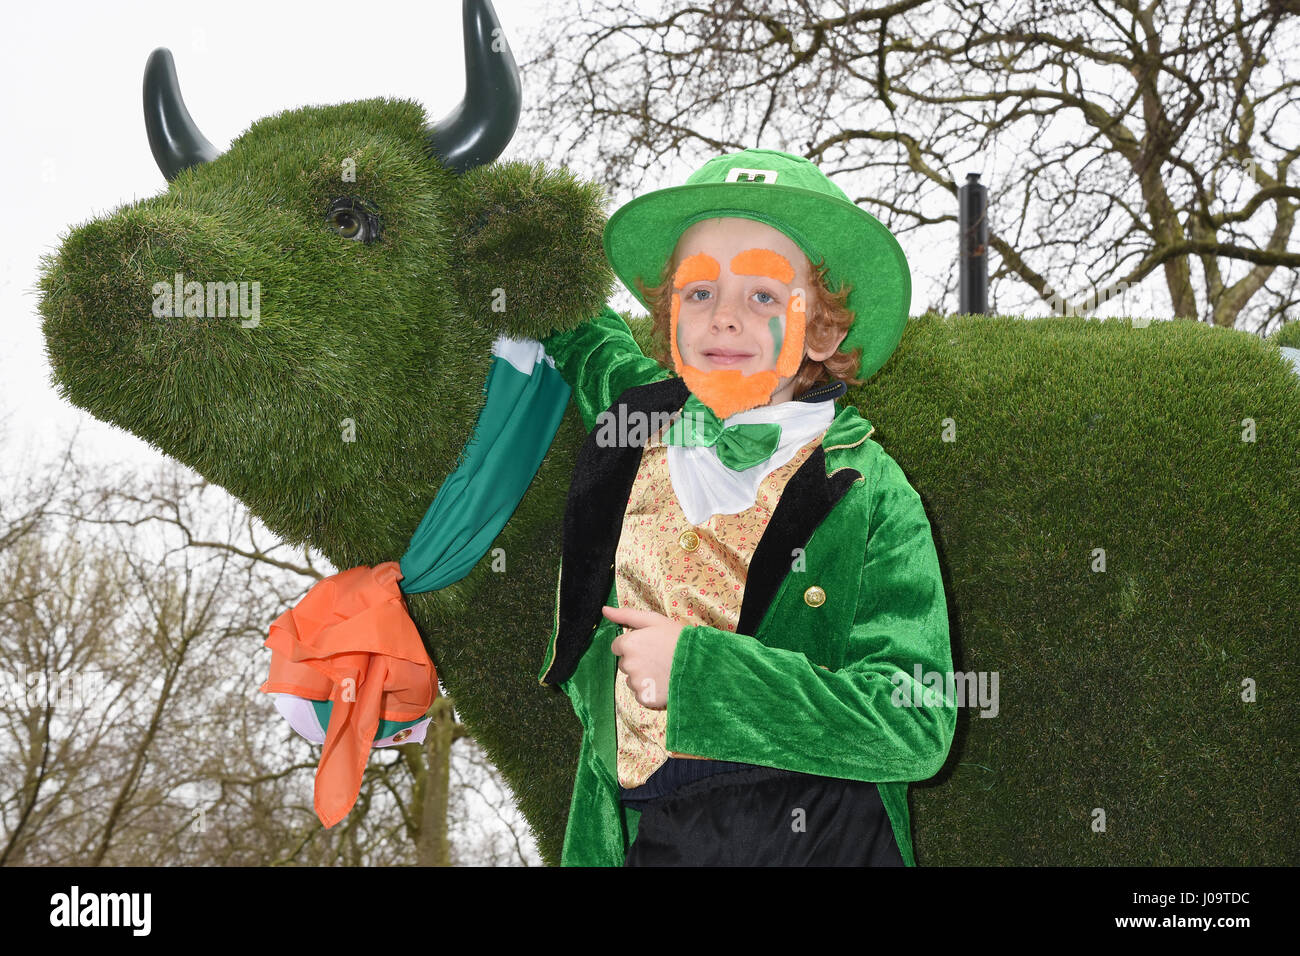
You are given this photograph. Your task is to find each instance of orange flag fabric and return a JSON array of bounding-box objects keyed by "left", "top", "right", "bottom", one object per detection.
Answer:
[{"left": 260, "top": 561, "right": 436, "bottom": 828}]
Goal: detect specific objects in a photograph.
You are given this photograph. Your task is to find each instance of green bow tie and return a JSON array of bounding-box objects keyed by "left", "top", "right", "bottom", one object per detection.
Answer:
[{"left": 662, "top": 393, "right": 782, "bottom": 471}]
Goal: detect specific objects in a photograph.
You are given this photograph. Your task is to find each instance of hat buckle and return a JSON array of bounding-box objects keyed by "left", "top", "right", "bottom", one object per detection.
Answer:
[{"left": 724, "top": 167, "right": 780, "bottom": 184}]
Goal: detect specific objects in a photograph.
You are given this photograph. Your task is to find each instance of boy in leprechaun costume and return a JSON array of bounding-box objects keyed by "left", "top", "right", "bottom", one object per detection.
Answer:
[{"left": 537, "top": 148, "right": 956, "bottom": 865}]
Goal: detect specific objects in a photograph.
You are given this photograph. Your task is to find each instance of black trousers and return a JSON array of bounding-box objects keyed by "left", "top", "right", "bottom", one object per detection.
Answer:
[{"left": 622, "top": 765, "right": 905, "bottom": 866}]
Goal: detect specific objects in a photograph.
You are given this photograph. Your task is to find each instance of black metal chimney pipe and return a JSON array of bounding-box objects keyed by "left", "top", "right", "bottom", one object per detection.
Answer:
[{"left": 959, "top": 172, "right": 989, "bottom": 315}]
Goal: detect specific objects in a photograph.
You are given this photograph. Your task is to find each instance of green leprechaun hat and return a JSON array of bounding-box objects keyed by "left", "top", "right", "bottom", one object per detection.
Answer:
[{"left": 603, "top": 147, "right": 912, "bottom": 382}]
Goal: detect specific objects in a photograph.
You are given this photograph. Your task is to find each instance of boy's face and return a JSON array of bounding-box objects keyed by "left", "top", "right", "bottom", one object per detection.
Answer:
[{"left": 669, "top": 217, "right": 844, "bottom": 419}]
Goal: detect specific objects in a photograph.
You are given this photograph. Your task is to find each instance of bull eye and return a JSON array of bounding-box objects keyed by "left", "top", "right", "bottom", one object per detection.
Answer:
[{"left": 326, "top": 197, "right": 382, "bottom": 243}]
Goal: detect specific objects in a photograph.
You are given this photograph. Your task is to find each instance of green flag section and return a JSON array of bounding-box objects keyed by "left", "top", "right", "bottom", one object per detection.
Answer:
[{"left": 398, "top": 335, "right": 571, "bottom": 593}]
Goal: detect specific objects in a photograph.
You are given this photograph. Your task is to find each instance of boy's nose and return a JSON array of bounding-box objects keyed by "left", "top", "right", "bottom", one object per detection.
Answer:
[{"left": 709, "top": 297, "right": 744, "bottom": 333}]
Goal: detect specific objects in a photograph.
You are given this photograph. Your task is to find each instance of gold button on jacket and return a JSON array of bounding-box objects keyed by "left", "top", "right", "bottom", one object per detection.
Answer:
[
  {"left": 678, "top": 529, "right": 700, "bottom": 552},
  {"left": 804, "top": 585, "right": 826, "bottom": 607}
]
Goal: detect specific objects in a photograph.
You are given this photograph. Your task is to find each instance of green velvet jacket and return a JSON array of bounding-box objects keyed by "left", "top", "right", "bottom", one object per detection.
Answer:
[{"left": 537, "top": 307, "right": 955, "bottom": 866}]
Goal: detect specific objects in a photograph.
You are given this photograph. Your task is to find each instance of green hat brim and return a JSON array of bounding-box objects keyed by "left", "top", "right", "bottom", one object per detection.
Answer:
[{"left": 603, "top": 181, "right": 911, "bottom": 381}]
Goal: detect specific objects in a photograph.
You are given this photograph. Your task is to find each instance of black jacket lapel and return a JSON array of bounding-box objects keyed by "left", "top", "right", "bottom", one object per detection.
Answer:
[
  {"left": 547, "top": 377, "right": 690, "bottom": 686},
  {"left": 737, "top": 446, "right": 860, "bottom": 636}
]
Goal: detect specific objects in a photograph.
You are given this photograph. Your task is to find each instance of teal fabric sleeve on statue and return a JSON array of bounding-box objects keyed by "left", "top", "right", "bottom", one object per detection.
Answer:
[{"left": 398, "top": 334, "right": 571, "bottom": 593}]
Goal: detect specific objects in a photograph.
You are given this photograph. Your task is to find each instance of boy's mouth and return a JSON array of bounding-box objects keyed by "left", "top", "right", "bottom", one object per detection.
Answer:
[{"left": 702, "top": 348, "right": 754, "bottom": 366}]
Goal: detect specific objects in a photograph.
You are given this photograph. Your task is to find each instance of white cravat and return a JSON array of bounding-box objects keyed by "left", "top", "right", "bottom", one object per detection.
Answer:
[{"left": 662, "top": 397, "right": 834, "bottom": 525}]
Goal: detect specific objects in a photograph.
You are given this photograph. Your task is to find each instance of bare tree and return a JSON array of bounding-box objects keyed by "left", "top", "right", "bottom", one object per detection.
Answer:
[
  {"left": 0, "top": 437, "right": 539, "bottom": 865},
  {"left": 519, "top": 0, "right": 1299, "bottom": 331}
]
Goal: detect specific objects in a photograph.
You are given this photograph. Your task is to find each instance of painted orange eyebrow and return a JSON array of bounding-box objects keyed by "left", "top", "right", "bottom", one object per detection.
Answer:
[
  {"left": 730, "top": 248, "right": 795, "bottom": 284},
  {"left": 674, "top": 253, "right": 720, "bottom": 289}
]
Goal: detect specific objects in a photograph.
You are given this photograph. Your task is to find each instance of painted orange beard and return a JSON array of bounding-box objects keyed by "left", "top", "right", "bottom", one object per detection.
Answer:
[{"left": 671, "top": 249, "right": 807, "bottom": 420}]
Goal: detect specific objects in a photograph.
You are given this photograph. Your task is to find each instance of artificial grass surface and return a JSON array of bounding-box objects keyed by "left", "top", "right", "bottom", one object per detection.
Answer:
[{"left": 37, "top": 92, "right": 1298, "bottom": 863}]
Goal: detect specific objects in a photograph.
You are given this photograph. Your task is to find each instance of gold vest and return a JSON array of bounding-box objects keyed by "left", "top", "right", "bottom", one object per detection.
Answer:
[{"left": 613, "top": 422, "right": 827, "bottom": 788}]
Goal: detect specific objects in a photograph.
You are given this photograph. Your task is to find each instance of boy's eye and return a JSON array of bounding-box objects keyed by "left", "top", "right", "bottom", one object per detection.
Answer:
[{"left": 686, "top": 287, "right": 779, "bottom": 304}]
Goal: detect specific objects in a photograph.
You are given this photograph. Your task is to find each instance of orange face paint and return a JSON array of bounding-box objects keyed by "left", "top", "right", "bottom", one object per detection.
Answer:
[
  {"left": 673, "top": 252, "right": 720, "bottom": 287},
  {"left": 671, "top": 252, "right": 720, "bottom": 370},
  {"left": 670, "top": 247, "right": 807, "bottom": 419},
  {"left": 730, "top": 248, "right": 795, "bottom": 284}
]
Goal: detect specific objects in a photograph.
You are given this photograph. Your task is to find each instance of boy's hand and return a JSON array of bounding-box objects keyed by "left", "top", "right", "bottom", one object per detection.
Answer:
[{"left": 605, "top": 605, "right": 681, "bottom": 710}]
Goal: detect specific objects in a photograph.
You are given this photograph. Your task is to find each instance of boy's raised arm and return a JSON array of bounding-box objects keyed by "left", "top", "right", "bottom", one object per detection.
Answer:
[{"left": 540, "top": 305, "right": 673, "bottom": 433}]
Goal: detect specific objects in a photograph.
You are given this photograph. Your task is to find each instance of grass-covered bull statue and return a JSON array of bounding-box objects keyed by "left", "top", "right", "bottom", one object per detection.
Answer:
[{"left": 38, "top": 0, "right": 1298, "bottom": 866}]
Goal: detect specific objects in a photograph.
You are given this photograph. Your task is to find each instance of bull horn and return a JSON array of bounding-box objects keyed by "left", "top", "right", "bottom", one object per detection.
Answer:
[
  {"left": 143, "top": 48, "right": 222, "bottom": 182},
  {"left": 425, "top": 0, "right": 521, "bottom": 174}
]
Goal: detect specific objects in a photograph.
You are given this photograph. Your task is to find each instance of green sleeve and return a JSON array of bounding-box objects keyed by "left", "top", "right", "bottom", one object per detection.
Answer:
[
  {"left": 539, "top": 305, "right": 673, "bottom": 433},
  {"left": 663, "top": 451, "right": 956, "bottom": 782}
]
